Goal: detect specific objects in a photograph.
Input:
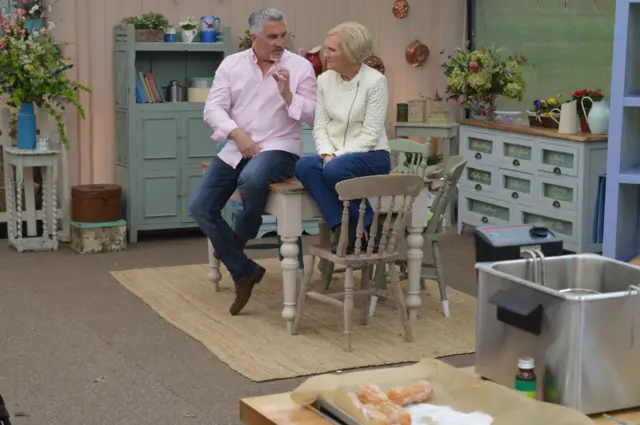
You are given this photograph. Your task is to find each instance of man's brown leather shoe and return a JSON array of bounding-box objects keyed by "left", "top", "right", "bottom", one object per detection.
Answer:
[
  {"left": 213, "top": 233, "right": 248, "bottom": 260},
  {"left": 229, "top": 266, "right": 265, "bottom": 316}
]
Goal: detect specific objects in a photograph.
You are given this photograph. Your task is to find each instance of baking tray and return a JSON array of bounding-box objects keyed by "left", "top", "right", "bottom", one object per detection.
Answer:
[{"left": 308, "top": 397, "right": 362, "bottom": 425}]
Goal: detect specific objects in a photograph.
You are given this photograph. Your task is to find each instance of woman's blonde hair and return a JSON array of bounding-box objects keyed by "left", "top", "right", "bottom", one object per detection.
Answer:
[{"left": 327, "top": 22, "right": 373, "bottom": 65}]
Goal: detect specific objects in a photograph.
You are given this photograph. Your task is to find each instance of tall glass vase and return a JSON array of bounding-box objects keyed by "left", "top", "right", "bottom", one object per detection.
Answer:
[{"left": 17, "top": 103, "right": 37, "bottom": 150}]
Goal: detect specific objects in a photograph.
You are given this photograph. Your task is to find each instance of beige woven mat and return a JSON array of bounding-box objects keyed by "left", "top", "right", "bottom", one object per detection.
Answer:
[{"left": 110, "top": 257, "right": 476, "bottom": 382}]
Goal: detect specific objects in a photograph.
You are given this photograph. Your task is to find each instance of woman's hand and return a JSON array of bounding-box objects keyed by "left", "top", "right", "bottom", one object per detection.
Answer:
[{"left": 322, "top": 154, "right": 335, "bottom": 166}]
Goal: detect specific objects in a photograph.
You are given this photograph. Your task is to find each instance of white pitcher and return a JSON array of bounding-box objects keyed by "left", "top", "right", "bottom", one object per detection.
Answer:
[
  {"left": 551, "top": 100, "right": 578, "bottom": 134},
  {"left": 581, "top": 97, "right": 610, "bottom": 134}
]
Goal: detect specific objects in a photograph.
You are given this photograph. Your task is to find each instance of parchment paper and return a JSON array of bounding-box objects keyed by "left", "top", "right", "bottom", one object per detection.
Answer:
[{"left": 290, "top": 359, "right": 594, "bottom": 425}]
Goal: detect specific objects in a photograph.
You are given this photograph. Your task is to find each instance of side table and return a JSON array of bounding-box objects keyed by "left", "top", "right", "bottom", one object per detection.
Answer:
[
  {"left": 393, "top": 122, "right": 460, "bottom": 227},
  {"left": 3, "top": 147, "right": 60, "bottom": 252}
]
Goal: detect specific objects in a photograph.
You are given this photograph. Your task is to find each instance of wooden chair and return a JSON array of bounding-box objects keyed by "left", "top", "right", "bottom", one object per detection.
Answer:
[
  {"left": 318, "top": 138, "right": 433, "bottom": 290},
  {"left": 369, "top": 155, "right": 467, "bottom": 318},
  {"left": 292, "top": 174, "right": 422, "bottom": 352}
]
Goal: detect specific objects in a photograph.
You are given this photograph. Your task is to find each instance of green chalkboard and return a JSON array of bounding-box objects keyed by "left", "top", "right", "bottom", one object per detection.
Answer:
[{"left": 473, "top": 0, "right": 614, "bottom": 111}]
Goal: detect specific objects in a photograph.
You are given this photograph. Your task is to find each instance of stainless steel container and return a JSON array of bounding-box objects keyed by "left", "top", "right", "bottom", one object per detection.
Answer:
[{"left": 475, "top": 254, "right": 640, "bottom": 415}]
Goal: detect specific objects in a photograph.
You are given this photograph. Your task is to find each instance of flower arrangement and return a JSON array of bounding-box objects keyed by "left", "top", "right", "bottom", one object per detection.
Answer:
[
  {"left": 572, "top": 88, "right": 603, "bottom": 117},
  {"left": 0, "top": 8, "right": 90, "bottom": 147},
  {"left": 530, "top": 94, "right": 562, "bottom": 116},
  {"left": 441, "top": 42, "right": 528, "bottom": 110},
  {"left": 178, "top": 17, "right": 198, "bottom": 31},
  {"left": 467, "top": 94, "right": 499, "bottom": 118},
  {"left": 12, "top": 0, "right": 50, "bottom": 19},
  {"left": 122, "top": 12, "right": 169, "bottom": 30}
]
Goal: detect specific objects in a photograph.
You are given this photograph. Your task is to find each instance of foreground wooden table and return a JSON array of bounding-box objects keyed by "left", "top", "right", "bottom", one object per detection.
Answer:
[{"left": 239, "top": 368, "right": 640, "bottom": 425}]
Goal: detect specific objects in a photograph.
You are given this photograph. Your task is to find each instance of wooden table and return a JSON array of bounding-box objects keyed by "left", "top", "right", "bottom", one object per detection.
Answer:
[
  {"left": 199, "top": 162, "right": 431, "bottom": 332},
  {"left": 240, "top": 368, "right": 640, "bottom": 425}
]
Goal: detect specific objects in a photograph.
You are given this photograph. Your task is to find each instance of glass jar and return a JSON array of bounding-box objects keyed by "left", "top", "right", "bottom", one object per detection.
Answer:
[{"left": 188, "top": 77, "right": 214, "bottom": 102}]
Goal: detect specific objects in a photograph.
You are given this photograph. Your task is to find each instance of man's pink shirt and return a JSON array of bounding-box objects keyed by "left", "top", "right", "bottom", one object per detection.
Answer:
[{"left": 203, "top": 48, "right": 317, "bottom": 168}]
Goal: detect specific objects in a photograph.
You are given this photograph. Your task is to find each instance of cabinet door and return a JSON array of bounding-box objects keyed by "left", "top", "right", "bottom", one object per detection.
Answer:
[
  {"left": 537, "top": 142, "right": 579, "bottom": 177},
  {"left": 139, "top": 169, "right": 181, "bottom": 225},
  {"left": 139, "top": 112, "right": 180, "bottom": 169},
  {"left": 498, "top": 169, "right": 536, "bottom": 205},
  {"left": 537, "top": 175, "right": 578, "bottom": 212},
  {"left": 460, "top": 163, "right": 497, "bottom": 194},
  {"left": 181, "top": 168, "right": 205, "bottom": 223},
  {"left": 459, "top": 192, "right": 511, "bottom": 226},
  {"left": 460, "top": 131, "right": 498, "bottom": 165},
  {"left": 500, "top": 135, "right": 536, "bottom": 173},
  {"left": 182, "top": 111, "right": 217, "bottom": 164},
  {"left": 516, "top": 206, "right": 575, "bottom": 245}
]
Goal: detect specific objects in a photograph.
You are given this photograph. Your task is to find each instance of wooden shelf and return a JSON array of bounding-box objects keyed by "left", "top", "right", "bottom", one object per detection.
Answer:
[
  {"left": 456, "top": 119, "right": 608, "bottom": 143},
  {"left": 134, "top": 41, "right": 226, "bottom": 52}
]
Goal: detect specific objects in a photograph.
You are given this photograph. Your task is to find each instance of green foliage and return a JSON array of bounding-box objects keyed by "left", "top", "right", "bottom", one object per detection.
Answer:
[
  {"left": 122, "top": 11, "right": 169, "bottom": 30},
  {"left": 0, "top": 12, "right": 91, "bottom": 147}
]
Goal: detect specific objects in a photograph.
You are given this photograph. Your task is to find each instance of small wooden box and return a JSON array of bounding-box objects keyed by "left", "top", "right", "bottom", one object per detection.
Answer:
[
  {"left": 70, "top": 219, "right": 127, "bottom": 254},
  {"left": 408, "top": 99, "right": 427, "bottom": 122}
]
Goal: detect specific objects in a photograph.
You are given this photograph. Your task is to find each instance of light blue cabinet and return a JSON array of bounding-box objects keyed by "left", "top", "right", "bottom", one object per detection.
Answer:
[{"left": 114, "top": 25, "right": 232, "bottom": 242}]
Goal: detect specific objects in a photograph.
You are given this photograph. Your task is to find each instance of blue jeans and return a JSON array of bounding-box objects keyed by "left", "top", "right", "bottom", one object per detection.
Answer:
[
  {"left": 294, "top": 150, "right": 391, "bottom": 241},
  {"left": 189, "top": 150, "right": 299, "bottom": 284}
]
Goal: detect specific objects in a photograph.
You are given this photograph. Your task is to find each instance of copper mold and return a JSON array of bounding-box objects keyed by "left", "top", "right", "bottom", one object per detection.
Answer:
[
  {"left": 405, "top": 40, "right": 429, "bottom": 67},
  {"left": 364, "top": 55, "right": 385, "bottom": 75},
  {"left": 392, "top": 0, "right": 410, "bottom": 19}
]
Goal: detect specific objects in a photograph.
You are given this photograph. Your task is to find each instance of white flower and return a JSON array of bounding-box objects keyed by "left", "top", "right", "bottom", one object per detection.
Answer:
[
  {"left": 48, "top": 5, "right": 52, "bottom": 11},
  {"left": 47, "top": 21, "right": 56, "bottom": 30}
]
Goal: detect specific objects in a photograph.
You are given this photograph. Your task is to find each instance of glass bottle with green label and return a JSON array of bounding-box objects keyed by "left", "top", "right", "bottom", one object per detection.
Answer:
[{"left": 515, "top": 357, "right": 537, "bottom": 399}]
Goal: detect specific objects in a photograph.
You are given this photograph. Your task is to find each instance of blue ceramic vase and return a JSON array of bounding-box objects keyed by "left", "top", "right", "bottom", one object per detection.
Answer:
[{"left": 17, "top": 103, "right": 37, "bottom": 150}]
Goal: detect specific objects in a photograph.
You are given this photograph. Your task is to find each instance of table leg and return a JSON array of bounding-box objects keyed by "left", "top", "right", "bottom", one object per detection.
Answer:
[
  {"left": 273, "top": 193, "right": 303, "bottom": 334},
  {"left": 207, "top": 239, "right": 222, "bottom": 291},
  {"left": 15, "top": 166, "right": 24, "bottom": 252},
  {"left": 23, "top": 168, "right": 36, "bottom": 236},
  {"left": 5, "top": 165, "right": 15, "bottom": 245},
  {"left": 280, "top": 236, "right": 299, "bottom": 334},
  {"left": 443, "top": 136, "right": 455, "bottom": 228},
  {"left": 406, "top": 226, "right": 425, "bottom": 321},
  {"left": 50, "top": 163, "right": 59, "bottom": 250}
]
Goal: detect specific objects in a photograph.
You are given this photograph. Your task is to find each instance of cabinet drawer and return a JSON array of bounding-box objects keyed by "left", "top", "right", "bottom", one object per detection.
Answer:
[
  {"left": 461, "top": 163, "right": 497, "bottom": 194},
  {"left": 500, "top": 135, "right": 536, "bottom": 173},
  {"left": 516, "top": 207, "right": 575, "bottom": 244},
  {"left": 537, "top": 176, "right": 578, "bottom": 211},
  {"left": 461, "top": 133, "right": 498, "bottom": 164},
  {"left": 498, "top": 169, "right": 536, "bottom": 204},
  {"left": 538, "top": 142, "right": 579, "bottom": 177},
  {"left": 460, "top": 193, "right": 511, "bottom": 226}
]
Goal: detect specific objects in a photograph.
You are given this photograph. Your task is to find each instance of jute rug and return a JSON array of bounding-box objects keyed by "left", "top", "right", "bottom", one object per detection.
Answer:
[{"left": 110, "top": 257, "right": 476, "bottom": 382}]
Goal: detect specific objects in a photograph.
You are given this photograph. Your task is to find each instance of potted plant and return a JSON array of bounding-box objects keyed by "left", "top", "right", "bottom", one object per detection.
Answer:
[
  {"left": 122, "top": 12, "right": 169, "bottom": 42},
  {"left": 178, "top": 16, "right": 198, "bottom": 43},
  {"left": 441, "top": 42, "right": 527, "bottom": 118},
  {"left": 571, "top": 88, "right": 604, "bottom": 133},
  {"left": 0, "top": 11, "right": 90, "bottom": 149},
  {"left": 527, "top": 94, "right": 561, "bottom": 129}
]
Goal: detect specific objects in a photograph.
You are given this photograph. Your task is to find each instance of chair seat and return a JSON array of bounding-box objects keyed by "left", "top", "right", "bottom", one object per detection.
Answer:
[{"left": 308, "top": 244, "right": 400, "bottom": 266}]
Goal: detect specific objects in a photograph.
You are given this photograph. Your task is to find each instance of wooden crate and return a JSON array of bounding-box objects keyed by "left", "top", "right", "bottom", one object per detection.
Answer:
[{"left": 70, "top": 219, "right": 127, "bottom": 254}]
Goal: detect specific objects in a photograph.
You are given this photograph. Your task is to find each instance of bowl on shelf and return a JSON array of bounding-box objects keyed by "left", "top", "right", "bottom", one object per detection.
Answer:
[{"left": 493, "top": 110, "right": 525, "bottom": 126}]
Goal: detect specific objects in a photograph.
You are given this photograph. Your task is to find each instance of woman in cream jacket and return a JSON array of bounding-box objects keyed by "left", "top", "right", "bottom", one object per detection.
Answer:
[{"left": 294, "top": 21, "right": 390, "bottom": 251}]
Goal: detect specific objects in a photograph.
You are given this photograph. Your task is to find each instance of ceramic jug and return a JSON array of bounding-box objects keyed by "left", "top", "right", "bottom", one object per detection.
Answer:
[
  {"left": 581, "top": 97, "right": 610, "bottom": 134},
  {"left": 298, "top": 46, "right": 323, "bottom": 77},
  {"left": 200, "top": 16, "right": 221, "bottom": 43},
  {"left": 551, "top": 100, "right": 578, "bottom": 134}
]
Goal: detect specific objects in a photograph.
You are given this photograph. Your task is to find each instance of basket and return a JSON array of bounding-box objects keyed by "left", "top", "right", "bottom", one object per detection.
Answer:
[
  {"left": 527, "top": 112, "right": 559, "bottom": 129},
  {"left": 71, "top": 184, "right": 122, "bottom": 223},
  {"left": 135, "top": 29, "right": 164, "bottom": 42}
]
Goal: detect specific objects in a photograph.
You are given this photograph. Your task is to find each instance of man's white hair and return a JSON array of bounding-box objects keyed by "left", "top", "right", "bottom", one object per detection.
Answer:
[{"left": 248, "top": 8, "right": 286, "bottom": 35}]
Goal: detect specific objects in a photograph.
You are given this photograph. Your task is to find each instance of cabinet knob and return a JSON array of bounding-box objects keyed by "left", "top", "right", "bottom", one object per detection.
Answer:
[
  {"left": 475, "top": 152, "right": 482, "bottom": 160},
  {"left": 475, "top": 184, "right": 482, "bottom": 191},
  {"left": 512, "top": 192, "right": 519, "bottom": 199},
  {"left": 552, "top": 200, "right": 561, "bottom": 208},
  {"left": 481, "top": 216, "right": 488, "bottom": 223},
  {"left": 512, "top": 159, "right": 520, "bottom": 166},
  {"left": 553, "top": 167, "right": 561, "bottom": 175}
]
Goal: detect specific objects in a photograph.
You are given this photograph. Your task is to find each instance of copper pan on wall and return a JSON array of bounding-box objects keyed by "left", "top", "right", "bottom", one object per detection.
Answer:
[{"left": 405, "top": 40, "right": 429, "bottom": 67}]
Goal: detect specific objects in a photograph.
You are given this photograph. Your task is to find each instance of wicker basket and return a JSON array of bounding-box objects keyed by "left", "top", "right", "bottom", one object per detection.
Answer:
[
  {"left": 71, "top": 184, "right": 122, "bottom": 223},
  {"left": 527, "top": 112, "right": 559, "bottom": 129},
  {"left": 135, "top": 29, "right": 164, "bottom": 42}
]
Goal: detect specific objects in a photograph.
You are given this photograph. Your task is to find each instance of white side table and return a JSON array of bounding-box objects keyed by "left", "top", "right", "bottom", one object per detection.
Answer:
[
  {"left": 393, "top": 122, "right": 460, "bottom": 227},
  {"left": 3, "top": 147, "right": 60, "bottom": 252}
]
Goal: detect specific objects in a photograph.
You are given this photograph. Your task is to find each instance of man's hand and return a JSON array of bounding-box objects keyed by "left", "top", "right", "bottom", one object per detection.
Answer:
[
  {"left": 229, "top": 129, "right": 260, "bottom": 158},
  {"left": 273, "top": 68, "right": 292, "bottom": 105},
  {"left": 322, "top": 154, "right": 335, "bottom": 167}
]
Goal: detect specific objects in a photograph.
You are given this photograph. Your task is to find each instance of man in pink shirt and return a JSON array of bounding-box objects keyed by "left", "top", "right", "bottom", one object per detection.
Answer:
[{"left": 189, "top": 8, "right": 317, "bottom": 316}]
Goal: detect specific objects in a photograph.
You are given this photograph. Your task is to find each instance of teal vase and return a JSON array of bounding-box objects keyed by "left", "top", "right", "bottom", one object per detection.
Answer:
[{"left": 26, "top": 18, "right": 45, "bottom": 37}]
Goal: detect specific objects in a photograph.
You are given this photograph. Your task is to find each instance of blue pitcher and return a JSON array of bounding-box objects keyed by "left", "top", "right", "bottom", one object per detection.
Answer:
[{"left": 200, "top": 16, "right": 221, "bottom": 43}]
